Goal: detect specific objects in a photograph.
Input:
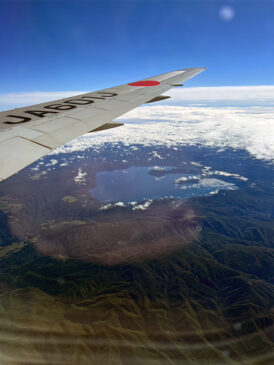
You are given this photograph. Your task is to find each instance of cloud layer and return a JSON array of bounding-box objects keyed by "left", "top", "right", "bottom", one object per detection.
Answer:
[
  {"left": 52, "top": 105, "right": 274, "bottom": 163},
  {"left": 167, "top": 86, "right": 274, "bottom": 106}
]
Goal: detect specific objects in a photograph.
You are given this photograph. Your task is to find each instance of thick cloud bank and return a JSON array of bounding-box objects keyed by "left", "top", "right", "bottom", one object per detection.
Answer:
[
  {"left": 53, "top": 105, "right": 274, "bottom": 163},
  {"left": 167, "top": 86, "right": 274, "bottom": 106}
]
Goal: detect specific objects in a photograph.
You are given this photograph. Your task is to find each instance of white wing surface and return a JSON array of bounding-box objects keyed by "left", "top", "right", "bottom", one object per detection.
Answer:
[{"left": 0, "top": 67, "right": 206, "bottom": 181}]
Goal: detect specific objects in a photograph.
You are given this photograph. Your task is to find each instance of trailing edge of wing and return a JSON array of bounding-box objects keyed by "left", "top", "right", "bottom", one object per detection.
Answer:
[{"left": 90, "top": 122, "right": 124, "bottom": 133}]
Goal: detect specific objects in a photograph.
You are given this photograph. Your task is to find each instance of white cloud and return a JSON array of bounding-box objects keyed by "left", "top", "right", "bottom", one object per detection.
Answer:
[
  {"left": 132, "top": 200, "right": 152, "bottom": 211},
  {"left": 45, "top": 159, "right": 58, "bottom": 167},
  {"left": 100, "top": 203, "right": 113, "bottom": 211},
  {"left": 74, "top": 168, "right": 87, "bottom": 184},
  {"left": 150, "top": 166, "right": 166, "bottom": 171},
  {"left": 174, "top": 176, "right": 199, "bottom": 184},
  {"left": 191, "top": 162, "right": 203, "bottom": 167},
  {"left": 115, "top": 202, "right": 125, "bottom": 207},
  {"left": 209, "top": 190, "right": 219, "bottom": 195},
  {"left": 52, "top": 105, "right": 274, "bottom": 163},
  {"left": 99, "top": 200, "right": 151, "bottom": 211},
  {"left": 151, "top": 151, "right": 163, "bottom": 159},
  {"left": 207, "top": 170, "right": 248, "bottom": 181}
]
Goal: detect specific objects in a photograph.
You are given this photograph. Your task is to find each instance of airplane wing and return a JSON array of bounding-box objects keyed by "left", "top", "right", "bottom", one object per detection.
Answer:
[{"left": 0, "top": 67, "right": 206, "bottom": 181}]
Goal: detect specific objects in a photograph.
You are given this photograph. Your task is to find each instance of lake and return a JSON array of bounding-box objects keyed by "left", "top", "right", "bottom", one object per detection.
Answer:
[{"left": 91, "top": 166, "right": 236, "bottom": 203}]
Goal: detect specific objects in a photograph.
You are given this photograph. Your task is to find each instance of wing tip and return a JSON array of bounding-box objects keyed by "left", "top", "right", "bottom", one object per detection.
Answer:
[{"left": 179, "top": 67, "right": 207, "bottom": 73}]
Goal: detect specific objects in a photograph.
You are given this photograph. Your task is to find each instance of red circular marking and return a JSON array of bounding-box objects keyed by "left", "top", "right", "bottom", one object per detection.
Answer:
[{"left": 128, "top": 80, "right": 160, "bottom": 87}]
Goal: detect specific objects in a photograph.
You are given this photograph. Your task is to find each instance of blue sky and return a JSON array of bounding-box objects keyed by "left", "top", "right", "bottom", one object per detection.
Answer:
[{"left": 0, "top": 0, "right": 274, "bottom": 93}]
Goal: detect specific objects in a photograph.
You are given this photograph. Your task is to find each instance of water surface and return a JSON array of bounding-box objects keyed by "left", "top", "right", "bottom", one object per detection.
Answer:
[{"left": 91, "top": 166, "right": 236, "bottom": 203}]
